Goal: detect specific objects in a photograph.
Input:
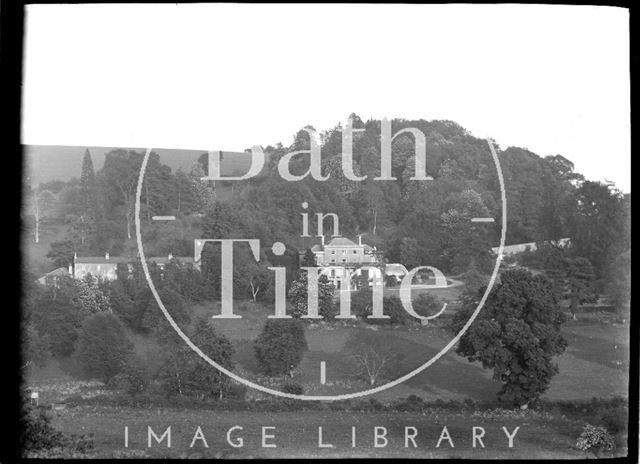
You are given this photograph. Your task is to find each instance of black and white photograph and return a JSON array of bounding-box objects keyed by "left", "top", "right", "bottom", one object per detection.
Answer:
[{"left": 9, "top": 3, "right": 634, "bottom": 460}]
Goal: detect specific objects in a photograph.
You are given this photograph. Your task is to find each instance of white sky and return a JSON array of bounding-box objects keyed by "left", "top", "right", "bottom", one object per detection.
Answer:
[{"left": 22, "top": 4, "right": 630, "bottom": 191}]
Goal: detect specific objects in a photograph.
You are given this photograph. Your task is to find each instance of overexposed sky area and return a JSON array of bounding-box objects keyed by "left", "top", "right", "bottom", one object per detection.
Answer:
[{"left": 22, "top": 4, "right": 630, "bottom": 191}]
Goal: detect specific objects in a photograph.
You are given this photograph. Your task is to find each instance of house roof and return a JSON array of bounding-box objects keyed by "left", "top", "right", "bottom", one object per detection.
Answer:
[
  {"left": 310, "top": 244, "right": 323, "bottom": 252},
  {"left": 47, "top": 267, "right": 71, "bottom": 276},
  {"left": 326, "top": 237, "right": 358, "bottom": 247},
  {"left": 148, "top": 256, "right": 196, "bottom": 264},
  {"left": 385, "top": 263, "right": 408, "bottom": 275},
  {"left": 36, "top": 267, "right": 70, "bottom": 284}
]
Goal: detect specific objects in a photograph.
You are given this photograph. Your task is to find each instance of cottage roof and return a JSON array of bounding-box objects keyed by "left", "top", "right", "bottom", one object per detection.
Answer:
[
  {"left": 75, "top": 256, "right": 131, "bottom": 264},
  {"left": 46, "top": 267, "right": 71, "bottom": 276}
]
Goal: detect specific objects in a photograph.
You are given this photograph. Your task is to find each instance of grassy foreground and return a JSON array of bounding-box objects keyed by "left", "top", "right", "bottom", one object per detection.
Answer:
[{"left": 51, "top": 405, "right": 594, "bottom": 459}]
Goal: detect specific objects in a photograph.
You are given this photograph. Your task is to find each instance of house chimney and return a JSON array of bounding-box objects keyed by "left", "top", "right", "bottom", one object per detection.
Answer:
[
  {"left": 321, "top": 235, "right": 325, "bottom": 246},
  {"left": 105, "top": 252, "right": 110, "bottom": 260},
  {"left": 358, "top": 235, "right": 362, "bottom": 246},
  {"left": 168, "top": 252, "right": 173, "bottom": 260}
]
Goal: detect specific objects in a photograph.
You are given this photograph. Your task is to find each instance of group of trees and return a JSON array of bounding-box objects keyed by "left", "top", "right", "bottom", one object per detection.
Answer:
[
  {"left": 26, "top": 148, "right": 213, "bottom": 262},
  {"left": 23, "top": 115, "right": 630, "bottom": 408},
  {"left": 26, "top": 115, "right": 630, "bottom": 291}
]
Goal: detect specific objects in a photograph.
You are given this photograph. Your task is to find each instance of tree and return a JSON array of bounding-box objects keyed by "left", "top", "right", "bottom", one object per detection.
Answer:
[
  {"left": 156, "top": 319, "right": 235, "bottom": 399},
  {"left": 254, "top": 320, "right": 307, "bottom": 376},
  {"left": 100, "top": 150, "right": 144, "bottom": 240},
  {"left": 73, "top": 274, "right": 112, "bottom": 317},
  {"left": 141, "top": 286, "right": 190, "bottom": 332},
  {"left": 189, "top": 161, "right": 216, "bottom": 213},
  {"left": 569, "top": 181, "right": 628, "bottom": 277},
  {"left": 287, "top": 271, "right": 335, "bottom": 318},
  {"left": 345, "top": 330, "right": 399, "bottom": 385},
  {"left": 188, "top": 319, "right": 235, "bottom": 399},
  {"left": 301, "top": 248, "right": 317, "bottom": 267},
  {"left": 398, "top": 237, "right": 420, "bottom": 269},
  {"left": 74, "top": 312, "right": 134, "bottom": 383},
  {"left": 22, "top": 324, "right": 51, "bottom": 369},
  {"left": 549, "top": 257, "right": 598, "bottom": 320},
  {"left": 174, "top": 168, "right": 199, "bottom": 214},
  {"left": 27, "top": 188, "right": 57, "bottom": 244},
  {"left": 244, "top": 261, "right": 273, "bottom": 303},
  {"left": 412, "top": 293, "right": 442, "bottom": 318},
  {"left": 46, "top": 240, "right": 75, "bottom": 269},
  {"left": 112, "top": 355, "right": 151, "bottom": 396},
  {"left": 450, "top": 269, "right": 567, "bottom": 406},
  {"left": 440, "top": 189, "right": 492, "bottom": 274},
  {"left": 72, "top": 149, "right": 100, "bottom": 248},
  {"left": 30, "top": 283, "right": 80, "bottom": 357},
  {"left": 605, "top": 250, "right": 631, "bottom": 314},
  {"left": 79, "top": 149, "right": 99, "bottom": 215}
]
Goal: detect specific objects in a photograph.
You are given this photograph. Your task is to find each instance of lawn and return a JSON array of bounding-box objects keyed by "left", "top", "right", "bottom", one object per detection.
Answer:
[{"left": 170, "top": 300, "right": 630, "bottom": 402}]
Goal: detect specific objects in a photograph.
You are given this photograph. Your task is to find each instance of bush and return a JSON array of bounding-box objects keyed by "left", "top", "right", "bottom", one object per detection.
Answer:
[
  {"left": 20, "top": 401, "right": 93, "bottom": 457},
  {"left": 111, "top": 355, "right": 151, "bottom": 396},
  {"left": 576, "top": 424, "right": 615, "bottom": 456},
  {"left": 412, "top": 293, "right": 442, "bottom": 318},
  {"left": 74, "top": 312, "right": 134, "bottom": 383},
  {"left": 281, "top": 382, "right": 304, "bottom": 395}
]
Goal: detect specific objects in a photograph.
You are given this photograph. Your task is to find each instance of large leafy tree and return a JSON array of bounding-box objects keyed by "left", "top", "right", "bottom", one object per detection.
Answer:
[
  {"left": 74, "top": 312, "right": 134, "bottom": 383},
  {"left": 451, "top": 269, "right": 567, "bottom": 406},
  {"left": 29, "top": 280, "right": 81, "bottom": 356},
  {"left": 156, "top": 319, "right": 235, "bottom": 399},
  {"left": 569, "top": 181, "right": 628, "bottom": 278},
  {"left": 254, "top": 320, "right": 307, "bottom": 376}
]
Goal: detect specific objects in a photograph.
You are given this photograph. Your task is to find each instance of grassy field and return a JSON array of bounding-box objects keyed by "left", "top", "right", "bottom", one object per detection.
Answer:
[
  {"left": 29, "top": 301, "right": 629, "bottom": 405},
  {"left": 184, "top": 300, "right": 629, "bottom": 402},
  {"left": 25, "top": 296, "right": 629, "bottom": 459}
]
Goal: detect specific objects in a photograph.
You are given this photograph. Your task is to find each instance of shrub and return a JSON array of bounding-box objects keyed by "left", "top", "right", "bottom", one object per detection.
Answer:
[
  {"left": 281, "top": 382, "right": 304, "bottom": 395},
  {"left": 20, "top": 401, "right": 93, "bottom": 457},
  {"left": 412, "top": 293, "right": 442, "bottom": 318},
  {"left": 112, "top": 355, "right": 151, "bottom": 396},
  {"left": 576, "top": 424, "right": 615, "bottom": 456}
]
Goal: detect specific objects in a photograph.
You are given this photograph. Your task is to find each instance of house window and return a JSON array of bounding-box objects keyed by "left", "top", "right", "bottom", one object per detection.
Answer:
[
  {"left": 353, "top": 250, "right": 357, "bottom": 254},
  {"left": 331, "top": 250, "right": 336, "bottom": 254},
  {"left": 331, "top": 258, "right": 336, "bottom": 263},
  {"left": 342, "top": 258, "right": 347, "bottom": 263}
]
